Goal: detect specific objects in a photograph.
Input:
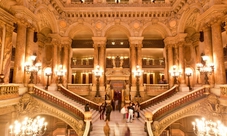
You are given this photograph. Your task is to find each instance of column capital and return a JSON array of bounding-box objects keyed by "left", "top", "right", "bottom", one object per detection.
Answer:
[
  {"left": 164, "top": 36, "right": 176, "bottom": 46},
  {"left": 61, "top": 37, "right": 72, "bottom": 46},
  {"left": 175, "top": 33, "right": 187, "bottom": 42},
  {"left": 92, "top": 37, "right": 107, "bottom": 47},
  {"left": 129, "top": 37, "right": 144, "bottom": 45}
]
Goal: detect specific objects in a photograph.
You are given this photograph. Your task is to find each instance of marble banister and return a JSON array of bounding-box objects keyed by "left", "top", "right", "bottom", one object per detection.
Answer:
[
  {"left": 0, "top": 84, "right": 19, "bottom": 100},
  {"left": 140, "top": 85, "right": 177, "bottom": 110},
  {"left": 59, "top": 85, "right": 100, "bottom": 110},
  {"left": 33, "top": 86, "right": 85, "bottom": 120}
]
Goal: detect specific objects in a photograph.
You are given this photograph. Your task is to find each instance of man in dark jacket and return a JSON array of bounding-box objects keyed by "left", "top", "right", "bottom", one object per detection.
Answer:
[{"left": 105, "top": 103, "right": 113, "bottom": 121}]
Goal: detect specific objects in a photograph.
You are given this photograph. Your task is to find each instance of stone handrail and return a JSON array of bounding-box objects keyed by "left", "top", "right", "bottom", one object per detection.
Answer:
[
  {"left": 145, "top": 84, "right": 169, "bottom": 96},
  {"left": 33, "top": 86, "right": 85, "bottom": 120},
  {"left": 0, "top": 84, "right": 19, "bottom": 100},
  {"left": 152, "top": 87, "right": 206, "bottom": 120},
  {"left": 67, "top": 84, "right": 91, "bottom": 96},
  {"left": 59, "top": 85, "right": 100, "bottom": 111},
  {"left": 140, "top": 85, "right": 178, "bottom": 110}
]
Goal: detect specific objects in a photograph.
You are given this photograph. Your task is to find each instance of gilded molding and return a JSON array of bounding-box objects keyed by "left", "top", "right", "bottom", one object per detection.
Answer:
[{"left": 14, "top": 93, "right": 85, "bottom": 136}]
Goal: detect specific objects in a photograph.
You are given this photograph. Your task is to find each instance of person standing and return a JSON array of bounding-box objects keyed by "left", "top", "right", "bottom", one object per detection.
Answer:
[
  {"left": 135, "top": 101, "right": 140, "bottom": 118},
  {"left": 99, "top": 103, "right": 106, "bottom": 120},
  {"left": 127, "top": 103, "right": 134, "bottom": 123},
  {"left": 84, "top": 103, "right": 90, "bottom": 112},
  {"left": 105, "top": 103, "right": 113, "bottom": 121},
  {"left": 103, "top": 120, "right": 110, "bottom": 136}
]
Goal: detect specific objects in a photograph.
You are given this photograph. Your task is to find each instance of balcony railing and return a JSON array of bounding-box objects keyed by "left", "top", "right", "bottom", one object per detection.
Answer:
[{"left": 0, "top": 84, "right": 19, "bottom": 100}]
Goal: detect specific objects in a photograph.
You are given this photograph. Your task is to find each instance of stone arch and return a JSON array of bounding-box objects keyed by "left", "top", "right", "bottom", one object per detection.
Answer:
[
  {"left": 103, "top": 23, "right": 131, "bottom": 38},
  {"left": 30, "top": 96, "right": 85, "bottom": 136},
  {"left": 178, "top": 5, "right": 201, "bottom": 33},
  {"left": 34, "top": 5, "right": 59, "bottom": 33},
  {"left": 153, "top": 98, "right": 209, "bottom": 135},
  {"left": 141, "top": 22, "right": 172, "bottom": 39},
  {"left": 65, "top": 22, "right": 95, "bottom": 39}
]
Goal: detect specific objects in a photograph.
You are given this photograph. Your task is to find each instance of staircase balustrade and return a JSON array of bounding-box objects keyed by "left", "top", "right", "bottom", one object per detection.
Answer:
[
  {"left": 152, "top": 87, "right": 206, "bottom": 120},
  {"left": 140, "top": 85, "right": 178, "bottom": 110},
  {"left": 33, "top": 86, "right": 85, "bottom": 120},
  {"left": 59, "top": 85, "right": 100, "bottom": 111},
  {"left": 0, "top": 84, "right": 19, "bottom": 100}
]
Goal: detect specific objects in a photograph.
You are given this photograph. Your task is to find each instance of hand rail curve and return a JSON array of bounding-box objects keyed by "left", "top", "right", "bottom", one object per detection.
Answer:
[
  {"left": 33, "top": 86, "right": 85, "bottom": 120},
  {"left": 59, "top": 85, "right": 100, "bottom": 111}
]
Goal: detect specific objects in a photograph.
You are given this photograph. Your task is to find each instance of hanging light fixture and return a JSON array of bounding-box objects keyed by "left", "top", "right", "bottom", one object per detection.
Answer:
[
  {"left": 9, "top": 116, "right": 48, "bottom": 136},
  {"left": 192, "top": 117, "right": 227, "bottom": 136}
]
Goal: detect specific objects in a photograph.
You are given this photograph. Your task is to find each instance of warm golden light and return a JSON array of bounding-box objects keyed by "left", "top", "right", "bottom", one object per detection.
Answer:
[
  {"left": 192, "top": 118, "right": 227, "bottom": 136},
  {"left": 9, "top": 116, "right": 48, "bottom": 136}
]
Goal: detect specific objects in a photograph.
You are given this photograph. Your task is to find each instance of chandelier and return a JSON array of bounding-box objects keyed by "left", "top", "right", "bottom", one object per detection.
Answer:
[
  {"left": 192, "top": 117, "right": 227, "bottom": 136},
  {"left": 9, "top": 116, "right": 48, "bottom": 136}
]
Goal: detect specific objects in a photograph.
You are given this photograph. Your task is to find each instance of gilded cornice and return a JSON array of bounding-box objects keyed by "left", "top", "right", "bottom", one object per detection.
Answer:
[
  {"left": 199, "top": 5, "right": 227, "bottom": 29},
  {"left": 0, "top": 8, "right": 15, "bottom": 26},
  {"left": 11, "top": 5, "right": 38, "bottom": 29}
]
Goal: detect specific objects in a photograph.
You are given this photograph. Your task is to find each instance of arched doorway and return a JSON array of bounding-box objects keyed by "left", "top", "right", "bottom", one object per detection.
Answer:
[{"left": 110, "top": 80, "right": 125, "bottom": 110}]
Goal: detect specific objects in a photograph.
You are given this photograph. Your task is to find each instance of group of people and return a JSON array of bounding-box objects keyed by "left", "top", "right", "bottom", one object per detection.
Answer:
[{"left": 120, "top": 101, "right": 140, "bottom": 123}]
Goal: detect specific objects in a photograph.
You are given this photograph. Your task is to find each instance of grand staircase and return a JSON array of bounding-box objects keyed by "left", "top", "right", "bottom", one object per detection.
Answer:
[{"left": 46, "top": 87, "right": 194, "bottom": 136}]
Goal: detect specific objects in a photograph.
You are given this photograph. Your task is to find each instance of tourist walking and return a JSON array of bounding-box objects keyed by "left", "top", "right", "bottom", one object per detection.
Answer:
[
  {"left": 103, "top": 120, "right": 110, "bottom": 136},
  {"left": 127, "top": 103, "right": 134, "bottom": 123},
  {"left": 105, "top": 103, "right": 113, "bottom": 121},
  {"left": 99, "top": 103, "right": 106, "bottom": 120},
  {"left": 123, "top": 124, "right": 131, "bottom": 136},
  {"left": 114, "top": 122, "right": 120, "bottom": 136},
  {"left": 121, "top": 105, "right": 128, "bottom": 120},
  {"left": 135, "top": 101, "right": 140, "bottom": 118}
]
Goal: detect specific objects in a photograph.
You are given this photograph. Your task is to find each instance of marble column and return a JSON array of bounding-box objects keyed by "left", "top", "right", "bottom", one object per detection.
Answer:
[
  {"left": 178, "top": 42, "right": 186, "bottom": 85},
  {"left": 211, "top": 20, "right": 226, "bottom": 85},
  {"left": 192, "top": 32, "right": 201, "bottom": 86},
  {"left": 92, "top": 37, "right": 107, "bottom": 97},
  {"left": 1, "top": 24, "right": 14, "bottom": 83},
  {"left": 37, "top": 33, "right": 45, "bottom": 85},
  {"left": 203, "top": 26, "right": 214, "bottom": 86},
  {"left": 25, "top": 27, "right": 35, "bottom": 84},
  {"left": 137, "top": 43, "right": 143, "bottom": 86},
  {"left": 62, "top": 37, "right": 72, "bottom": 86},
  {"left": 51, "top": 38, "right": 60, "bottom": 84},
  {"left": 164, "top": 37, "right": 175, "bottom": 87},
  {"left": 68, "top": 48, "right": 73, "bottom": 84},
  {"left": 13, "top": 22, "right": 27, "bottom": 84}
]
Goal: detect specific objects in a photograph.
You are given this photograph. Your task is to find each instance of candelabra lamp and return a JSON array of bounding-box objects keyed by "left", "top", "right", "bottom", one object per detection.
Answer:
[
  {"left": 196, "top": 55, "right": 214, "bottom": 85},
  {"left": 169, "top": 65, "right": 181, "bottom": 85},
  {"left": 9, "top": 116, "right": 48, "bottom": 136},
  {"left": 192, "top": 117, "right": 227, "bottom": 136},
  {"left": 92, "top": 65, "right": 103, "bottom": 97},
  {"left": 185, "top": 68, "right": 192, "bottom": 90},
  {"left": 24, "top": 53, "right": 41, "bottom": 84},
  {"left": 133, "top": 65, "right": 143, "bottom": 97},
  {"left": 44, "top": 67, "right": 52, "bottom": 90},
  {"left": 55, "top": 65, "right": 66, "bottom": 84}
]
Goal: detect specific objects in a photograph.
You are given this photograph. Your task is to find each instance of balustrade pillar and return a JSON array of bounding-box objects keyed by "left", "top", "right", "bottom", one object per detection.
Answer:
[
  {"left": 13, "top": 22, "right": 27, "bottom": 84},
  {"left": 211, "top": 20, "right": 226, "bottom": 85}
]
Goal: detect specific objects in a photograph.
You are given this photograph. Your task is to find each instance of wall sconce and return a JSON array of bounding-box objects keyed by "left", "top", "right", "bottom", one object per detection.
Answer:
[
  {"left": 92, "top": 65, "right": 103, "bottom": 97},
  {"left": 196, "top": 54, "right": 214, "bottom": 85},
  {"left": 169, "top": 65, "right": 181, "bottom": 84},
  {"left": 55, "top": 65, "right": 66, "bottom": 84},
  {"left": 44, "top": 67, "right": 52, "bottom": 90},
  {"left": 133, "top": 65, "right": 143, "bottom": 97},
  {"left": 185, "top": 68, "right": 192, "bottom": 90},
  {"left": 24, "top": 53, "right": 41, "bottom": 84}
]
